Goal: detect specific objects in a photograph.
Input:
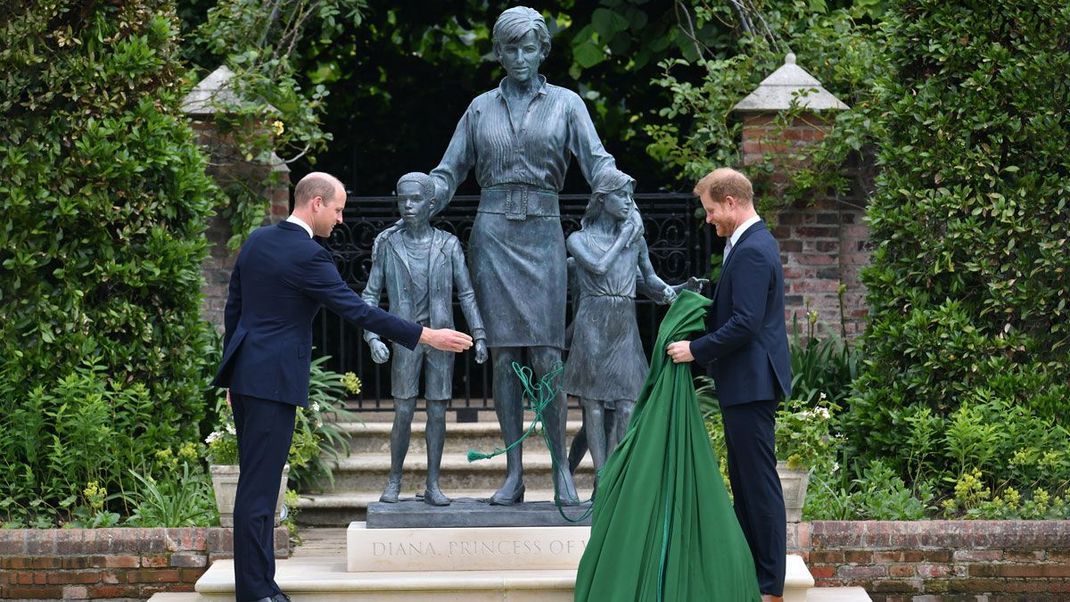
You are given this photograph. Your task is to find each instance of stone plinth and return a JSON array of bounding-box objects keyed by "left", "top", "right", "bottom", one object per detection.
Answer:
[{"left": 348, "top": 521, "right": 589, "bottom": 572}]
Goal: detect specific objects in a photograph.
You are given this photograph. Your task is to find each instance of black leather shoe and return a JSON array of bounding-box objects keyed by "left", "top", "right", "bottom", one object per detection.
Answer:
[{"left": 248, "top": 594, "right": 290, "bottom": 602}]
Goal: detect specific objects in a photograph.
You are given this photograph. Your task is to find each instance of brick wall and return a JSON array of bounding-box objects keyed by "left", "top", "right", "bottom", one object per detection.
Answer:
[
  {"left": 775, "top": 194, "right": 870, "bottom": 338},
  {"left": 3, "top": 522, "right": 1066, "bottom": 599},
  {"left": 190, "top": 120, "right": 290, "bottom": 332},
  {"left": 788, "top": 521, "right": 1070, "bottom": 601},
  {"left": 740, "top": 113, "right": 875, "bottom": 337},
  {"left": 0, "top": 527, "right": 288, "bottom": 600}
]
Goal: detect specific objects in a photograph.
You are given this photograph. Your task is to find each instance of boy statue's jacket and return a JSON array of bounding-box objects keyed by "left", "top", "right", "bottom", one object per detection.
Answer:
[{"left": 362, "top": 229, "right": 485, "bottom": 345}]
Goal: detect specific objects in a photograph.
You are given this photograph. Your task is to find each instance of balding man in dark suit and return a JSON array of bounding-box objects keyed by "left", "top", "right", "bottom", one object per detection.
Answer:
[
  {"left": 212, "top": 172, "right": 473, "bottom": 602},
  {"left": 666, "top": 168, "right": 791, "bottom": 602}
]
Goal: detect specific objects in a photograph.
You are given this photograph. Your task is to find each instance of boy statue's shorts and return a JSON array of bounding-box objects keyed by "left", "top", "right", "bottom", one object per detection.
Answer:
[{"left": 390, "top": 342, "right": 452, "bottom": 401}]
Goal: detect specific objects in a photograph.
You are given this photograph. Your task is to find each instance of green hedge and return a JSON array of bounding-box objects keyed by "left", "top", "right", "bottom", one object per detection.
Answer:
[
  {"left": 845, "top": 1, "right": 1070, "bottom": 495},
  {"left": 0, "top": 0, "right": 219, "bottom": 524}
]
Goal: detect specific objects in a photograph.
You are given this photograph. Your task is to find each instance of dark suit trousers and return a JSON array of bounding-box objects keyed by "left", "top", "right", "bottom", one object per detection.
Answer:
[
  {"left": 231, "top": 393, "right": 296, "bottom": 601},
  {"left": 722, "top": 399, "right": 786, "bottom": 596}
]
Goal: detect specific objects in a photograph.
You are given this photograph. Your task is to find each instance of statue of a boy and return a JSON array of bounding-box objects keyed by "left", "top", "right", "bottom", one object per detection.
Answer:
[{"left": 362, "top": 172, "right": 489, "bottom": 506}]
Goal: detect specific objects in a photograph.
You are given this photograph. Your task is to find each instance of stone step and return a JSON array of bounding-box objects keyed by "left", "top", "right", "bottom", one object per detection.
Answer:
[
  {"left": 808, "top": 588, "right": 871, "bottom": 601},
  {"left": 321, "top": 452, "right": 596, "bottom": 492},
  {"left": 153, "top": 589, "right": 871, "bottom": 602},
  {"left": 344, "top": 408, "right": 587, "bottom": 421},
  {"left": 335, "top": 420, "right": 585, "bottom": 455},
  {"left": 300, "top": 419, "right": 598, "bottom": 527},
  {"left": 147, "top": 554, "right": 871, "bottom": 602},
  {"left": 295, "top": 488, "right": 597, "bottom": 527}
]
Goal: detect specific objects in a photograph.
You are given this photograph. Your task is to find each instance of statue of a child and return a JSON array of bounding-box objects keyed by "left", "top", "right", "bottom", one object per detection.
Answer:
[
  {"left": 563, "top": 169, "right": 706, "bottom": 482},
  {"left": 362, "top": 172, "right": 488, "bottom": 506}
]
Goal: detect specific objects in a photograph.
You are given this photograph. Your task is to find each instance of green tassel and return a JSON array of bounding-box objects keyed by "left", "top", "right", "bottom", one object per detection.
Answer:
[{"left": 467, "top": 449, "right": 493, "bottom": 462}]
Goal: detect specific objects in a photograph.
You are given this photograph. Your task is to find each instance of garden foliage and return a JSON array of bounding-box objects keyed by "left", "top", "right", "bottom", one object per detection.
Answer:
[
  {"left": 180, "top": 0, "right": 367, "bottom": 248},
  {"left": 644, "top": 0, "right": 887, "bottom": 207},
  {"left": 845, "top": 0, "right": 1070, "bottom": 509},
  {"left": 0, "top": 0, "right": 218, "bottom": 524}
]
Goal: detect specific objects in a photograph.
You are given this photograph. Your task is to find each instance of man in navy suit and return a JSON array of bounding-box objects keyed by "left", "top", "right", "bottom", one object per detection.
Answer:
[
  {"left": 666, "top": 168, "right": 791, "bottom": 602},
  {"left": 212, "top": 172, "right": 473, "bottom": 602}
]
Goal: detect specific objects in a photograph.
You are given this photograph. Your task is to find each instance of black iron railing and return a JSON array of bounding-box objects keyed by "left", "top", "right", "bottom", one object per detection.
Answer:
[{"left": 313, "top": 192, "right": 714, "bottom": 413}]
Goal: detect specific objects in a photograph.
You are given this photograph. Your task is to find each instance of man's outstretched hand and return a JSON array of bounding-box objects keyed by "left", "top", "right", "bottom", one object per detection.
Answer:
[{"left": 420, "top": 327, "right": 474, "bottom": 353}]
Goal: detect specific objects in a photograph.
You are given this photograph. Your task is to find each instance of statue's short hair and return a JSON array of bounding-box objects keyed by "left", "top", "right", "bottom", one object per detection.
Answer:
[
  {"left": 396, "top": 172, "right": 435, "bottom": 204},
  {"left": 492, "top": 6, "right": 551, "bottom": 59},
  {"left": 693, "top": 168, "right": 753, "bottom": 205},
  {"left": 582, "top": 168, "right": 635, "bottom": 228},
  {"left": 295, "top": 172, "right": 343, "bottom": 206}
]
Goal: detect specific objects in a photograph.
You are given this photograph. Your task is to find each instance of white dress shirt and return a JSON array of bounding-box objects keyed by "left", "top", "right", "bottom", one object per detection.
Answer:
[
  {"left": 285, "top": 215, "right": 313, "bottom": 238},
  {"left": 723, "top": 214, "right": 761, "bottom": 264}
]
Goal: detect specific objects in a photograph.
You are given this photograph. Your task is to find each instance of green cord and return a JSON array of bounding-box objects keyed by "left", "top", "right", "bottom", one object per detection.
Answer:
[
  {"left": 464, "top": 363, "right": 555, "bottom": 462},
  {"left": 466, "top": 361, "right": 594, "bottom": 522}
]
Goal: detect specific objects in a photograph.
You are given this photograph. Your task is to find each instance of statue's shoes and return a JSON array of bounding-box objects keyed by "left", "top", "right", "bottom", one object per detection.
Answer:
[
  {"left": 423, "top": 487, "right": 452, "bottom": 506},
  {"left": 553, "top": 469, "right": 581, "bottom": 506},
  {"left": 555, "top": 493, "right": 583, "bottom": 507},
  {"left": 489, "top": 483, "right": 526, "bottom": 505},
  {"left": 379, "top": 480, "right": 401, "bottom": 503}
]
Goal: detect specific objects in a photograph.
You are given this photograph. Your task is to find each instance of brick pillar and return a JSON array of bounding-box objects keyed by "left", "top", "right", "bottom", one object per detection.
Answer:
[
  {"left": 733, "top": 54, "right": 870, "bottom": 338},
  {"left": 739, "top": 114, "right": 871, "bottom": 337},
  {"left": 183, "top": 66, "right": 291, "bottom": 331}
]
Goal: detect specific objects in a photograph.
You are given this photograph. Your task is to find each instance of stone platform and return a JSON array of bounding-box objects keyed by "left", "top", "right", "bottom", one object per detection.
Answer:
[
  {"left": 149, "top": 554, "right": 871, "bottom": 602},
  {"left": 147, "top": 524, "right": 872, "bottom": 602}
]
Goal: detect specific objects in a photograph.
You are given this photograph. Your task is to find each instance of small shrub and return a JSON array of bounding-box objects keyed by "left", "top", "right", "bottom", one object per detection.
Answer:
[
  {"left": 290, "top": 356, "right": 361, "bottom": 490},
  {"left": 66, "top": 481, "right": 121, "bottom": 529},
  {"left": 805, "top": 459, "right": 933, "bottom": 521},
  {"left": 205, "top": 355, "right": 361, "bottom": 491},
  {"left": 125, "top": 463, "right": 217, "bottom": 528}
]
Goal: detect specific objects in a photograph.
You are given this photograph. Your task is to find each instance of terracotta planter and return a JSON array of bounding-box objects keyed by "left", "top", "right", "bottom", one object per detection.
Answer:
[
  {"left": 776, "top": 461, "right": 810, "bottom": 523},
  {"left": 209, "top": 464, "right": 289, "bottom": 527}
]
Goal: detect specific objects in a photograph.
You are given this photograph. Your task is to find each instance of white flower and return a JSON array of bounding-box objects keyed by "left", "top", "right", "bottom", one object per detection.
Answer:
[
  {"left": 819, "top": 392, "right": 828, "bottom": 401},
  {"left": 205, "top": 432, "right": 219, "bottom": 445},
  {"left": 816, "top": 407, "right": 830, "bottom": 419},
  {"left": 225, "top": 423, "right": 236, "bottom": 435},
  {"left": 832, "top": 461, "right": 840, "bottom": 473},
  {"left": 312, "top": 402, "right": 321, "bottom": 413}
]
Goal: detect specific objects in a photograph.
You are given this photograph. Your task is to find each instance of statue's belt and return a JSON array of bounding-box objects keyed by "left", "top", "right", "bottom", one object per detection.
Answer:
[{"left": 479, "top": 186, "right": 560, "bottom": 220}]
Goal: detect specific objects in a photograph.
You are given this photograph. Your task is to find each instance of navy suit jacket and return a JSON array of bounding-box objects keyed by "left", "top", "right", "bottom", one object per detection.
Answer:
[
  {"left": 691, "top": 221, "right": 792, "bottom": 407},
  {"left": 211, "top": 221, "right": 422, "bottom": 407}
]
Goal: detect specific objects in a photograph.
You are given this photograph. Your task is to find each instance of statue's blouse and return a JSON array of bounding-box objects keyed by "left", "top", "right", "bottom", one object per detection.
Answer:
[{"left": 431, "top": 75, "right": 616, "bottom": 203}]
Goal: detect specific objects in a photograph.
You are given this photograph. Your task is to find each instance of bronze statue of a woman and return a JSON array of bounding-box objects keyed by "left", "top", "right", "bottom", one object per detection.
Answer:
[{"left": 426, "top": 6, "right": 635, "bottom": 505}]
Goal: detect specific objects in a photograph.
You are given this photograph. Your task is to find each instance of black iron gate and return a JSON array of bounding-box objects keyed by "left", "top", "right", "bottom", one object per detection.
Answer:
[{"left": 312, "top": 192, "right": 714, "bottom": 413}]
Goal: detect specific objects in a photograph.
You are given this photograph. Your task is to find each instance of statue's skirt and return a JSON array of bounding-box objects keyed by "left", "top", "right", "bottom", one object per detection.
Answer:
[{"left": 470, "top": 187, "right": 565, "bottom": 349}]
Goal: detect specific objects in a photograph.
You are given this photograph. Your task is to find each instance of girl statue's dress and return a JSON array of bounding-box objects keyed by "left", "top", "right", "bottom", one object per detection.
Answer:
[
  {"left": 564, "top": 228, "right": 647, "bottom": 403},
  {"left": 562, "top": 170, "right": 675, "bottom": 477},
  {"left": 574, "top": 289, "right": 762, "bottom": 602}
]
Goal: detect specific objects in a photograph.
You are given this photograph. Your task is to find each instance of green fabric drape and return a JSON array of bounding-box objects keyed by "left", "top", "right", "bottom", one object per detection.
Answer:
[{"left": 574, "top": 290, "right": 762, "bottom": 602}]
